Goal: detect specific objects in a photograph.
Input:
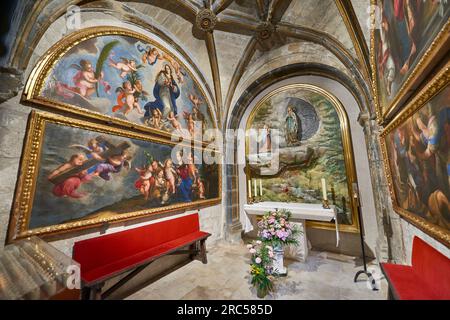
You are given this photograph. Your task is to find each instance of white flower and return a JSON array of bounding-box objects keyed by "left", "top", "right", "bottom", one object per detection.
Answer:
[
  {"left": 246, "top": 244, "right": 253, "bottom": 249},
  {"left": 249, "top": 248, "right": 256, "bottom": 254},
  {"left": 256, "top": 240, "right": 262, "bottom": 245},
  {"left": 255, "top": 257, "right": 262, "bottom": 264}
]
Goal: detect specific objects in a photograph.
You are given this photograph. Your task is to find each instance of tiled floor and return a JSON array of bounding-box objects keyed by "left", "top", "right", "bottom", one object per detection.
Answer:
[{"left": 127, "top": 241, "right": 388, "bottom": 300}]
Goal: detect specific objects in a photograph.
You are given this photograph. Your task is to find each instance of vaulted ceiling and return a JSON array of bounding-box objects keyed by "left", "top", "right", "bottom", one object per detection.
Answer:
[{"left": 6, "top": 0, "right": 373, "bottom": 126}]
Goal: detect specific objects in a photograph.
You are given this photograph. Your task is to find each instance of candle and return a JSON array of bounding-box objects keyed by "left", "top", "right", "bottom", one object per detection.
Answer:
[
  {"left": 259, "top": 179, "right": 263, "bottom": 196},
  {"left": 248, "top": 179, "right": 252, "bottom": 198},
  {"left": 321, "top": 178, "right": 327, "bottom": 201},
  {"left": 253, "top": 179, "right": 257, "bottom": 198}
]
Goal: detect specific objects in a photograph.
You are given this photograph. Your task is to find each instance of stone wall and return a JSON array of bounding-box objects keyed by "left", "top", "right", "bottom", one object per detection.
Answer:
[{"left": 0, "top": 12, "right": 225, "bottom": 254}]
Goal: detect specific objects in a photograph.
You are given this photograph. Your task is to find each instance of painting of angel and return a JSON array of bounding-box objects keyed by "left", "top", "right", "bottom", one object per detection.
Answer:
[
  {"left": 7, "top": 112, "right": 220, "bottom": 241},
  {"left": 374, "top": 0, "right": 449, "bottom": 117},
  {"left": 384, "top": 83, "right": 450, "bottom": 232},
  {"left": 36, "top": 30, "right": 215, "bottom": 142}
]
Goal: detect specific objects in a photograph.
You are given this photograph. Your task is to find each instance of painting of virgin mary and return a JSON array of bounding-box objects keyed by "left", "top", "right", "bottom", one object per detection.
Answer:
[{"left": 143, "top": 64, "right": 180, "bottom": 118}]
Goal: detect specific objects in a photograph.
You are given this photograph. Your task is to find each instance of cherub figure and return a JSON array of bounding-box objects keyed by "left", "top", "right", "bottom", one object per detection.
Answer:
[
  {"left": 48, "top": 153, "right": 93, "bottom": 199},
  {"left": 135, "top": 164, "right": 153, "bottom": 200},
  {"left": 139, "top": 45, "right": 161, "bottom": 66},
  {"left": 146, "top": 108, "right": 163, "bottom": 129},
  {"left": 56, "top": 59, "right": 107, "bottom": 98},
  {"left": 188, "top": 94, "right": 202, "bottom": 108},
  {"left": 113, "top": 81, "right": 144, "bottom": 115},
  {"left": 167, "top": 111, "right": 182, "bottom": 132},
  {"left": 133, "top": 79, "right": 148, "bottom": 97},
  {"left": 109, "top": 57, "right": 138, "bottom": 78},
  {"left": 164, "top": 159, "right": 177, "bottom": 195},
  {"left": 183, "top": 111, "right": 195, "bottom": 137},
  {"left": 95, "top": 150, "right": 131, "bottom": 181},
  {"left": 154, "top": 169, "right": 167, "bottom": 197},
  {"left": 69, "top": 137, "right": 106, "bottom": 174}
]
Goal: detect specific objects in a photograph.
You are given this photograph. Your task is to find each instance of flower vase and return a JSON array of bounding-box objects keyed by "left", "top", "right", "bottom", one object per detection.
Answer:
[
  {"left": 273, "top": 244, "right": 287, "bottom": 276},
  {"left": 256, "top": 286, "right": 268, "bottom": 299}
]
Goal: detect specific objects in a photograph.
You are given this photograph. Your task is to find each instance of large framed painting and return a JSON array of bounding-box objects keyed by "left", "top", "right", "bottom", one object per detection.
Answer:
[
  {"left": 22, "top": 26, "right": 217, "bottom": 144},
  {"left": 6, "top": 111, "right": 221, "bottom": 243},
  {"left": 371, "top": 0, "right": 450, "bottom": 122},
  {"left": 380, "top": 63, "right": 450, "bottom": 247},
  {"left": 245, "top": 84, "right": 359, "bottom": 232}
]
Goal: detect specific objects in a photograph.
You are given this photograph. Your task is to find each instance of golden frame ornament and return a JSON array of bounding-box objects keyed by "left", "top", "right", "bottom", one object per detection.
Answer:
[
  {"left": 6, "top": 111, "right": 222, "bottom": 243},
  {"left": 380, "top": 62, "right": 450, "bottom": 247},
  {"left": 245, "top": 84, "right": 360, "bottom": 233},
  {"left": 370, "top": 0, "right": 450, "bottom": 123},
  {"left": 22, "top": 26, "right": 217, "bottom": 146}
]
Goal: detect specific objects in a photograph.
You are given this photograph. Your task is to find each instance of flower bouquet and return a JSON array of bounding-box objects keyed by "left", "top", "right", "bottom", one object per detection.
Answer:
[
  {"left": 257, "top": 209, "right": 300, "bottom": 247},
  {"left": 247, "top": 240, "right": 276, "bottom": 298},
  {"left": 257, "top": 209, "right": 300, "bottom": 275}
]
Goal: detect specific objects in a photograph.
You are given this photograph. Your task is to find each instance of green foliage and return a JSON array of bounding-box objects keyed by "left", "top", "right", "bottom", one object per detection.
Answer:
[
  {"left": 144, "top": 151, "right": 154, "bottom": 165},
  {"left": 248, "top": 241, "right": 275, "bottom": 296},
  {"left": 95, "top": 40, "right": 119, "bottom": 97},
  {"left": 247, "top": 209, "right": 302, "bottom": 297}
]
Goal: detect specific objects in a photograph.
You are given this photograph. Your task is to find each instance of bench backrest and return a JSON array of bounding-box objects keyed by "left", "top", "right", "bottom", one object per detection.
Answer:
[
  {"left": 73, "top": 213, "right": 200, "bottom": 273},
  {"left": 411, "top": 236, "right": 450, "bottom": 297}
]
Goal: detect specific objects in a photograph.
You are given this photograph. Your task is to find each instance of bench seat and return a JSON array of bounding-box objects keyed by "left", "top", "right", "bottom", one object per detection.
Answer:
[
  {"left": 380, "top": 236, "right": 450, "bottom": 300},
  {"left": 72, "top": 213, "right": 210, "bottom": 299},
  {"left": 82, "top": 231, "right": 209, "bottom": 284}
]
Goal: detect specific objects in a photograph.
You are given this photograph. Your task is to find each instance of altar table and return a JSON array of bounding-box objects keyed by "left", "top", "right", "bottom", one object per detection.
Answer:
[{"left": 243, "top": 202, "right": 339, "bottom": 261}]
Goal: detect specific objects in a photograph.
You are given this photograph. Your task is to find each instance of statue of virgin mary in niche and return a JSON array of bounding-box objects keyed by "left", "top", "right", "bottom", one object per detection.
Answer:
[{"left": 285, "top": 105, "right": 301, "bottom": 145}]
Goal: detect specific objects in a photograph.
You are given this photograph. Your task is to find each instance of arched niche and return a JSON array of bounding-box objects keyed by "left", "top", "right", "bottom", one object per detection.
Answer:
[
  {"left": 226, "top": 70, "right": 378, "bottom": 256},
  {"left": 243, "top": 84, "right": 360, "bottom": 232}
]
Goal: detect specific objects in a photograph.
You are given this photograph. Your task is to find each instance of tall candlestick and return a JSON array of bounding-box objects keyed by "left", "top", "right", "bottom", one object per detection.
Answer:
[
  {"left": 248, "top": 179, "right": 252, "bottom": 198},
  {"left": 259, "top": 179, "right": 263, "bottom": 196},
  {"left": 253, "top": 179, "right": 257, "bottom": 198},
  {"left": 321, "top": 178, "right": 327, "bottom": 201}
]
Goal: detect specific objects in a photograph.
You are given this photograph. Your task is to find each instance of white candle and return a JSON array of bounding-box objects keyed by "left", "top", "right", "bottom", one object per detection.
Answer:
[
  {"left": 259, "top": 179, "right": 263, "bottom": 196},
  {"left": 321, "top": 178, "right": 327, "bottom": 201},
  {"left": 248, "top": 179, "right": 252, "bottom": 198},
  {"left": 253, "top": 179, "right": 257, "bottom": 197}
]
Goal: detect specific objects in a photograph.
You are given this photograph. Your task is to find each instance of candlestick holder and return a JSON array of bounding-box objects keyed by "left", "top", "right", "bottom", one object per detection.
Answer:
[
  {"left": 248, "top": 196, "right": 261, "bottom": 204},
  {"left": 322, "top": 199, "right": 330, "bottom": 209}
]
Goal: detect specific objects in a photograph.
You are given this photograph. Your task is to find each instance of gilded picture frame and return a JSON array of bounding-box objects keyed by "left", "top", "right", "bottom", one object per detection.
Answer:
[
  {"left": 370, "top": 0, "right": 450, "bottom": 123},
  {"left": 380, "top": 62, "right": 450, "bottom": 247},
  {"left": 245, "top": 84, "right": 360, "bottom": 233},
  {"left": 22, "top": 26, "right": 217, "bottom": 147},
  {"left": 6, "top": 111, "right": 222, "bottom": 243}
]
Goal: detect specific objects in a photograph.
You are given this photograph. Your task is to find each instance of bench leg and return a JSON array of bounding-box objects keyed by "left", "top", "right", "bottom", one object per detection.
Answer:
[
  {"left": 387, "top": 286, "right": 395, "bottom": 300},
  {"left": 89, "top": 282, "right": 105, "bottom": 300},
  {"left": 81, "top": 287, "right": 91, "bottom": 300},
  {"left": 199, "top": 239, "right": 207, "bottom": 264},
  {"left": 188, "top": 243, "right": 197, "bottom": 260}
]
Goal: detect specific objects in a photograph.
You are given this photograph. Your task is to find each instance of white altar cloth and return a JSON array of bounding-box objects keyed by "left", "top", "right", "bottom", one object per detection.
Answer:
[{"left": 243, "top": 201, "right": 340, "bottom": 248}]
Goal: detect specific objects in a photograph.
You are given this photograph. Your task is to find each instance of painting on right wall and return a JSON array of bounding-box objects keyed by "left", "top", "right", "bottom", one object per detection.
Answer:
[
  {"left": 381, "top": 64, "right": 449, "bottom": 247},
  {"left": 372, "top": 0, "right": 449, "bottom": 121}
]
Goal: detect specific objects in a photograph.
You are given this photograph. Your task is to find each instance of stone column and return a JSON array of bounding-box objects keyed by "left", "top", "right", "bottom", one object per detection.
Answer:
[
  {"left": 224, "top": 130, "right": 243, "bottom": 243},
  {"left": 358, "top": 112, "right": 405, "bottom": 263}
]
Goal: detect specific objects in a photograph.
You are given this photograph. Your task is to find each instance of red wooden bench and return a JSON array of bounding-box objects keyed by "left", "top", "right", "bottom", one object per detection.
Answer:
[
  {"left": 72, "top": 213, "right": 210, "bottom": 300},
  {"left": 380, "top": 236, "right": 450, "bottom": 300}
]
